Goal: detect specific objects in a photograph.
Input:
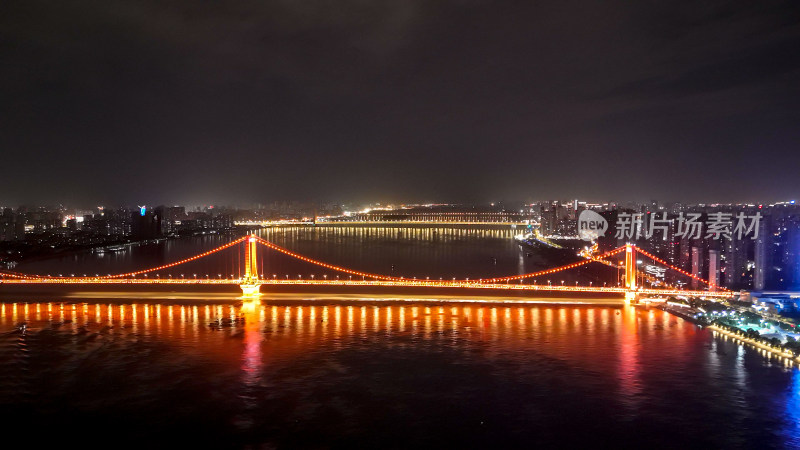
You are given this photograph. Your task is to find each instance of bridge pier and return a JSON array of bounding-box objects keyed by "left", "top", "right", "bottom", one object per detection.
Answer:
[{"left": 240, "top": 283, "right": 262, "bottom": 296}]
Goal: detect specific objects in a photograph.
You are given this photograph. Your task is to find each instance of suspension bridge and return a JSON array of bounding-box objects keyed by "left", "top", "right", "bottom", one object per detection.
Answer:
[{"left": 0, "top": 235, "right": 733, "bottom": 302}]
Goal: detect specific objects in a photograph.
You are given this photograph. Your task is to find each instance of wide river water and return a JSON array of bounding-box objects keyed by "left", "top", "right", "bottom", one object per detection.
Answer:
[{"left": 2, "top": 226, "right": 799, "bottom": 448}]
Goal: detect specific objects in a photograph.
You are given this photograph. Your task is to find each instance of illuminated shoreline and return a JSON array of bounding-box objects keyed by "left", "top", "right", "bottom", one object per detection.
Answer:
[{"left": 708, "top": 324, "right": 798, "bottom": 364}]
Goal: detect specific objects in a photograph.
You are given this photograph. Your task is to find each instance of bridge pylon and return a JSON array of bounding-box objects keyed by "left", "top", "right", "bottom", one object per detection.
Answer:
[
  {"left": 240, "top": 235, "right": 262, "bottom": 296},
  {"left": 624, "top": 243, "right": 638, "bottom": 303}
]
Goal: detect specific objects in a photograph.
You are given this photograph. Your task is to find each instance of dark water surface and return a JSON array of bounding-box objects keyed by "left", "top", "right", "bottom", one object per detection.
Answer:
[
  {"left": 1, "top": 301, "right": 799, "bottom": 448},
  {"left": 2, "top": 227, "right": 799, "bottom": 448}
]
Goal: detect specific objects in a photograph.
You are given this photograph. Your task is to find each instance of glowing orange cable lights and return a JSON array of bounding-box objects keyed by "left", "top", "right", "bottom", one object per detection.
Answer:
[
  {"left": 633, "top": 247, "right": 729, "bottom": 292},
  {"left": 255, "top": 236, "right": 626, "bottom": 283},
  {"left": 2, "top": 235, "right": 720, "bottom": 295},
  {"left": 104, "top": 236, "right": 249, "bottom": 278},
  {"left": 0, "top": 236, "right": 249, "bottom": 280}
]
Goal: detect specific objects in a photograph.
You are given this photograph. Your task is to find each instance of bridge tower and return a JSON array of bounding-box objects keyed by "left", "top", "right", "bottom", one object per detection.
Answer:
[
  {"left": 240, "top": 235, "right": 261, "bottom": 296},
  {"left": 624, "top": 243, "right": 637, "bottom": 303}
]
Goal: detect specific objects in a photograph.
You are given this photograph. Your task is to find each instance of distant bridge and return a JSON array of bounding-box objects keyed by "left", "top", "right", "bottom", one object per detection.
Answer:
[
  {"left": 0, "top": 235, "right": 733, "bottom": 302},
  {"left": 235, "top": 220, "right": 528, "bottom": 227}
]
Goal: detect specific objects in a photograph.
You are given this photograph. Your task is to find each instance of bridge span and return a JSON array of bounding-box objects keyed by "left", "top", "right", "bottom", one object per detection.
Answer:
[{"left": 1, "top": 235, "right": 734, "bottom": 303}]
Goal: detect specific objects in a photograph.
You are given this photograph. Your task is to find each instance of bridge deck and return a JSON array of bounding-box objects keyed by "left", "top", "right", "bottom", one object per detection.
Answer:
[{"left": 0, "top": 278, "right": 732, "bottom": 298}]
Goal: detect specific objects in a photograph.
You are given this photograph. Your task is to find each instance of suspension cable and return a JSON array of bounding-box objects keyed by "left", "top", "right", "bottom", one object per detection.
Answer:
[
  {"left": 634, "top": 247, "right": 728, "bottom": 291},
  {"left": 0, "top": 236, "right": 248, "bottom": 280},
  {"left": 256, "top": 236, "right": 625, "bottom": 283}
]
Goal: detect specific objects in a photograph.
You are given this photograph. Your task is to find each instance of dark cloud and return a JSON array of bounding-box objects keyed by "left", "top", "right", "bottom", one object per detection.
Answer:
[{"left": 1, "top": 0, "right": 799, "bottom": 206}]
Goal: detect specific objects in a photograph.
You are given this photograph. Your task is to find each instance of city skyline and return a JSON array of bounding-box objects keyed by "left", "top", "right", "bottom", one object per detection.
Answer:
[{"left": 3, "top": 198, "right": 798, "bottom": 292}]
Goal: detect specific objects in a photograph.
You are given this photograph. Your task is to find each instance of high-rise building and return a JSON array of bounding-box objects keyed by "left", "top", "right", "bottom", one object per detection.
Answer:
[
  {"left": 708, "top": 249, "right": 720, "bottom": 290},
  {"left": 723, "top": 235, "right": 754, "bottom": 289},
  {"left": 754, "top": 215, "right": 771, "bottom": 290},
  {"left": 0, "top": 208, "right": 16, "bottom": 241},
  {"left": 691, "top": 246, "right": 702, "bottom": 289},
  {"left": 131, "top": 210, "right": 161, "bottom": 240}
]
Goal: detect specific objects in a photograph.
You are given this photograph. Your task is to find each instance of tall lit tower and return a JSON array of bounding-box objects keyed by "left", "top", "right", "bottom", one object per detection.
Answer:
[
  {"left": 241, "top": 235, "right": 261, "bottom": 296},
  {"left": 625, "top": 243, "right": 636, "bottom": 290}
]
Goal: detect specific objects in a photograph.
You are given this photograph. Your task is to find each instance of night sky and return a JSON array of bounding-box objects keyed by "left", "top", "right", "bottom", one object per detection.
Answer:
[{"left": 2, "top": 1, "right": 799, "bottom": 206}]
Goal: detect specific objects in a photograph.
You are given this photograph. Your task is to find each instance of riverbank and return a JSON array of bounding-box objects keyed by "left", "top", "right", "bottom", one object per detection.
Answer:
[
  {"left": 656, "top": 303, "right": 800, "bottom": 363},
  {"left": 708, "top": 324, "right": 799, "bottom": 363}
]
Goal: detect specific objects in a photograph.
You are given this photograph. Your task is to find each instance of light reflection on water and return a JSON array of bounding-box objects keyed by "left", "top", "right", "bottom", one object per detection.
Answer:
[{"left": 0, "top": 298, "right": 799, "bottom": 447}]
